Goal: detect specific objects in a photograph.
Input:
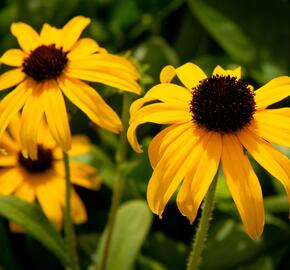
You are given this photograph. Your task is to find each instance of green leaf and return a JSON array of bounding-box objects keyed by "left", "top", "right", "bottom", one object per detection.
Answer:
[
  {"left": 200, "top": 219, "right": 290, "bottom": 269},
  {"left": 136, "top": 255, "right": 167, "bottom": 270},
  {"left": 0, "top": 196, "right": 69, "bottom": 266},
  {"left": 188, "top": 0, "right": 255, "bottom": 63},
  {"left": 90, "top": 200, "right": 153, "bottom": 270}
]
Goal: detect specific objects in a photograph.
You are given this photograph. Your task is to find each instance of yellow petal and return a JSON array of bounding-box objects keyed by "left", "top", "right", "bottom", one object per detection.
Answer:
[
  {"left": 0, "top": 132, "right": 19, "bottom": 153},
  {"left": 36, "top": 181, "right": 63, "bottom": 230},
  {"left": 20, "top": 85, "right": 44, "bottom": 159},
  {"left": 149, "top": 123, "right": 201, "bottom": 168},
  {"left": 238, "top": 128, "right": 290, "bottom": 216},
  {"left": 15, "top": 182, "right": 35, "bottom": 202},
  {"left": 66, "top": 67, "right": 141, "bottom": 94},
  {"left": 0, "top": 155, "right": 17, "bottom": 167},
  {"left": 0, "top": 80, "right": 32, "bottom": 139},
  {"left": 40, "top": 23, "right": 62, "bottom": 46},
  {"left": 176, "top": 132, "right": 222, "bottom": 223},
  {"left": 42, "top": 80, "right": 71, "bottom": 152},
  {"left": 254, "top": 76, "right": 290, "bottom": 109},
  {"left": 60, "top": 16, "right": 91, "bottom": 51},
  {"left": 0, "top": 49, "right": 26, "bottom": 67},
  {"left": 71, "top": 189, "right": 87, "bottom": 224},
  {"left": 11, "top": 22, "right": 40, "bottom": 53},
  {"left": 59, "top": 76, "right": 122, "bottom": 133},
  {"left": 53, "top": 135, "right": 92, "bottom": 159},
  {"left": 175, "top": 63, "right": 207, "bottom": 90},
  {"left": 128, "top": 103, "right": 192, "bottom": 153},
  {"left": 0, "top": 168, "right": 23, "bottom": 195},
  {"left": 68, "top": 53, "right": 139, "bottom": 79},
  {"left": 129, "top": 83, "right": 191, "bottom": 117},
  {"left": 212, "top": 65, "right": 241, "bottom": 79},
  {"left": 249, "top": 109, "right": 290, "bottom": 147},
  {"left": 160, "top": 65, "right": 176, "bottom": 83},
  {"left": 0, "top": 68, "right": 26, "bottom": 91},
  {"left": 68, "top": 38, "right": 106, "bottom": 60},
  {"left": 147, "top": 125, "right": 205, "bottom": 217},
  {"left": 222, "top": 134, "right": 264, "bottom": 240},
  {"left": 54, "top": 161, "right": 100, "bottom": 190}
]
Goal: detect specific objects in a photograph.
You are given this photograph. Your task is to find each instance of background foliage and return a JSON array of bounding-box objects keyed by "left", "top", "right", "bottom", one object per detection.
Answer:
[{"left": 0, "top": 0, "right": 289, "bottom": 269}]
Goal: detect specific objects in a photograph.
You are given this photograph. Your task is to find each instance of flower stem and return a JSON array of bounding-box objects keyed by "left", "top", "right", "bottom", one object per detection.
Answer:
[
  {"left": 63, "top": 151, "right": 80, "bottom": 270},
  {"left": 99, "top": 94, "right": 131, "bottom": 270},
  {"left": 186, "top": 172, "right": 219, "bottom": 270}
]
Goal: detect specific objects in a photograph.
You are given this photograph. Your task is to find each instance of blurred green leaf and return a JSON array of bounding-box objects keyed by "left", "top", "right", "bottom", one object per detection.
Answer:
[
  {"left": 200, "top": 219, "right": 290, "bottom": 269},
  {"left": 0, "top": 196, "right": 68, "bottom": 267},
  {"left": 142, "top": 232, "right": 188, "bottom": 270},
  {"left": 134, "top": 36, "right": 180, "bottom": 80},
  {"left": 188, "top": 0, "right": 255, "bottom": 64},
  {"left": 135, "top": 255, "right": 167, "bottom": 270},
  {"left": 90, "top": 200, "right": 153, "bottom": 270}
]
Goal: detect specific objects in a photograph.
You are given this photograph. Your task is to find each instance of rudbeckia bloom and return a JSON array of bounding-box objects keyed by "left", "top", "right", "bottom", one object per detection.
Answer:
[
  {"left": 0, "top": 116, "right": 99, "bottom": 230},
  {"left": 0, "top": 16, "right": 141, "bottom": 159},
  {"left": 128, "top": 63, "right": 290, "bottom": 239}
]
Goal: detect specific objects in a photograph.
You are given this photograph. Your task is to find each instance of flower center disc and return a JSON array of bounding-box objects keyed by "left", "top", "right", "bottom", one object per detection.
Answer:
[
  {"left": 22, "top": 44, "right": 68, "bottom": 81},
  {"left": 190, "top": 75, "right": 256, "bottom": 133},
  {"left": 18, "top": 145, "right": 53, "bottom": 173}
]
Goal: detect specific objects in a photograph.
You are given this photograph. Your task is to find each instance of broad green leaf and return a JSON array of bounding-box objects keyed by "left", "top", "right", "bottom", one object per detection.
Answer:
[
  {"left": 188, "top": 0, "right": 255, "bottom": 64},
  {"left": 90, "top": 200, "right": 153, "bottom": 270},
  {"left": 0, "top": 196, "right": 68, "bottom": 266}
]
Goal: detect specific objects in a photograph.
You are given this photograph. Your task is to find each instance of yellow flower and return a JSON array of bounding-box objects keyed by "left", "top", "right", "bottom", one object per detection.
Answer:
[
  {"left": 128, "top": 63, "right": 290, "bottom": 239},
  {"left": 0, "top": 16, "right": 141, "bottom": 159},
  {"left": 0, "top": 115, "right": 99, "bottom": 231}
]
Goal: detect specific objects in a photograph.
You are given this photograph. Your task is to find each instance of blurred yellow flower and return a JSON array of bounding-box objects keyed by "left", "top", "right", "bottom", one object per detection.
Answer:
[
  {"left": 128, "top": 63, "right": 290, "bottom": 239},
  {"left": 0, "top": 16, "right": 141, "bottom": 159},
  {"left": 0, "top": 115, "right": 99, "bottom": 231}
]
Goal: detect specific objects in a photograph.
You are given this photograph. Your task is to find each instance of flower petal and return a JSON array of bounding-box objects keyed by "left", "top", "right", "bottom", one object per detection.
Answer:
[
  {"left": 71, "top": 189, "right": 87, "bottom": 224},
  {"left": 0, "top": 68, "right": 26, "bottom": 91},
  {"left": 20, "top": 84, "right": 44, "bottom": 159},
  {"left": 0, "top": 49, "right": 26, "bottom": 67},
  {"left": 254, "top": 76, "right": 290, "bottom": 109},
  {"left": 15, "top": 182, "right": 35, "bottom": 202},
  {"left": 67, "top": 38, "right": 106, "bottom": 60},
  {"left": 59, "top": 76, "right": 122, "bottom": 133},
  {"left": 68, "top": 53, "right": 139, "bottom": 79},
  {"left": 11, "top": 22, "right": 40, "bottom": 53},
  {"left": 222, "top": 134, "right": 264, "bottom": 240},
  {"left": 176, "top": 132, "right": 222, "bottom": 223},
  {"left": 175, "top": 63, "right": 207, "bottom": 90},
  {"left": 40, "top": 23, "right": 62, "bottom": 46},
  {"left": 36, "top": 181, "right": 63, "bottom": 230},
  {"left": 149, "top": 123, "right": 203, "bottom": 168},
  {"left": 212, "top": 65, "right": 241, "bottom": 79},
  {"left": 147, "top": 125, "right": 205, "bottom": 217},
  {"left": 129, "top": 83, "right": 191, "bottom": 117},
  {"left": 0, "top": 155, "right": 17, "bottom": 167},
  {"left": 66, "top": 67, "right": 141, "bottom": 94},
  {"left": 0, "top": 168, "right": 23, "bottom": 195},
  {"left": 42, "top": 80, "right": 71, "bottom": 152},
  {"left": 60, "top": 16, "right": 91, "bottom": 51},
  {"left": 128, "top": 103, "right": 192, "bottom": 153},
  {"left": 249, "top": 109, "right": 290, "bottom": 147},
  {"left": 238, "top": 128, "right": 290, "bottom": 216},
  {"left": 160, "top": 65, "right": 176, "bottom": 83},
  {"left": 0, "top": 80, "right": 32, "bottom": 139}
]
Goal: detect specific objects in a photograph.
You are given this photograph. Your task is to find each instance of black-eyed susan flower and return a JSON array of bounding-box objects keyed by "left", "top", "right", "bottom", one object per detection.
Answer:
[
  {"left": 0, "top": 116, "right": 99, "bottom": 230},
  {"left": 128, "top": 63, "right": 290, "bottom": 239},
  {"left": 0, "top": 16, "right": 141, "bottom": 159}
]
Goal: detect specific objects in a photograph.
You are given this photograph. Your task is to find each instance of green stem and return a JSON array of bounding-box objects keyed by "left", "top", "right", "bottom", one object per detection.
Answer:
[
  {"left": 99, "top": 94, "right": 131, "bottom": 270},
  {"left": 186, "top": 172, "right": 219, "bottom": 270},
  {"left": 63, "top": 152, "right": 80, "bottom": 270}
]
